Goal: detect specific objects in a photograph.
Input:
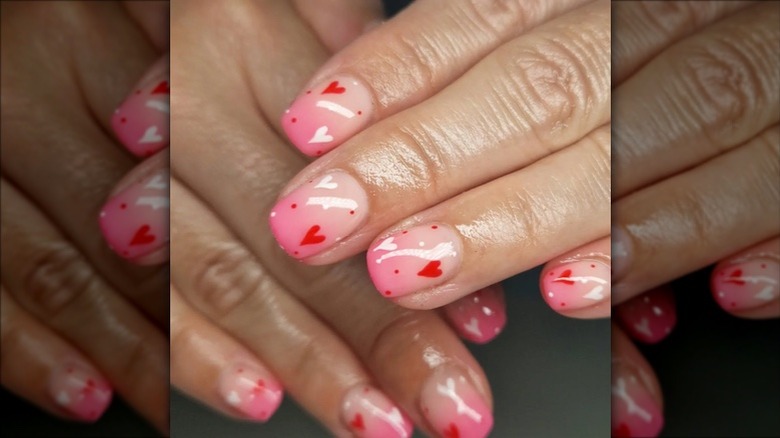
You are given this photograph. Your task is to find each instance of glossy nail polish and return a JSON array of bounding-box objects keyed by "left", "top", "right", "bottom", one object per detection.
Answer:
[
  {"left": 612, "top": 360, "right": 663, "bottom": 437},
  {"left": 420, "top": 366, "right": 493, "bottom": 438},
  {"left": 341, "top": 385, "right": 413, "bottom": 438},
  {"left": 99, "top": 169, "right": 169, "bottom": 260},
  {"left": 615, "top": 288, "right": 676, "bottom": 344},
  {"left": 269, "top": 172, "right": 369, "bottom": 259},
  {"left": 367, "top": 224, "right": 462, "bottom": 298},
  {"left": 218, "top": 362, "right": 283, "bottom": 421},
  {"left": 443, "top": 285, "right": 506, "bottom": 344},
  {"left": 282, "top": 75, "right": 373, "bottom": 156},
  {"left": 712, "top": 257, "right": 779, "bottom": 311},
  {"left": 111, "top": 68, "right": 169, "bottom": 157},
  {"left": 49, "top": 361, "right": 112, "bottom": 421},
  {"left": 542, "top": 259, "right": 610, "bottom": 310}
]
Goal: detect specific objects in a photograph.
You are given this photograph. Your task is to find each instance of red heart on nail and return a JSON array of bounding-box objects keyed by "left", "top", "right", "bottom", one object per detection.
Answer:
[
  {"left": 321, "top": 81, "right": 346, "bottom": 94},
  {"left": 151, "top": 81, "right": 170, "bottom": 94},
  {"left": 417, "top": 260, "right": 443, "bottom": 278},
  {"left": 350, "top": 413, "right": 364, "bottom": 430},
  {"left": 613, "top": 423, "right": 631, "bottom": 437},
  {"left": 300, "top": 225, "right": 326, "bottom": 246},
  {"left": 443, "top": 423, "right": 460, "bottom": 438},
  {"left": 130, "top": 225, "right": 155, "bottom": 246},
  {"left": 558, "top": 269, "right": 575, "bottom": 285},
  {"left": 725, "top": 268, "right": 745, "bottom": 285}
]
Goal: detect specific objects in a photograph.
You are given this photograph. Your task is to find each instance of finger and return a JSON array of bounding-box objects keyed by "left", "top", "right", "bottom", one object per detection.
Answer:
[
  {"left": 293, "top": 0, "right": 384, "bottom": 52},
  {"left": 270, "top": 2, "right": 610, "bottom": 263},
  {"left": 614, "top": 3, "right": 780, "bottom": 197},
  {"left": 1, "top": 288, "right": 113, "bottom": 422},
  {"left": 615, "top": 287, "right": 677, "bottom": 345},
  {"left": 0, "top": 180, "right": 168, "bottom": 432},
  {"left": 612, "top": 126, "right": 780, "bottom": 304},
  {"left": 281, "top": 0, "right": 591, "bottom": 155},
  {"left": 711, "top": 237, "right": 780, "bottom": 319},
  {"left": 368, "top": 125, "right": 609, "bottom": 308},
  {"left": 612, "top": 323, "right": 664, "bottom": 438},
  {"left": 442, "top": 284, "right": 506, "bottom": 344},
  {"left": 122, "top": 0, "right": 170, "bottom": 50},
  {"left": 540, "top": 236, "right": 610, "bottom": 319},
  {"left": 170, "top": 285, "right": 283, "bottom": 422}
]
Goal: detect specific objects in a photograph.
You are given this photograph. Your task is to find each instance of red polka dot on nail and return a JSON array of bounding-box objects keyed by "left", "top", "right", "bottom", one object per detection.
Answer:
[
  {"left": 761, "top": 264, "right": 766, "bottom": 268},
  {"left": 591, "top": 264, "right": 596, "bottom": 268},
  {"left": 306, "top": 90, "right": 311, "bottom": 94},
  {"left": 357, "top": 110, "right": 362, "bottom": 115},
  {"left": 394, "top": 269, "right": 399, "bottom": 274},
  {"left": 402, "top": 230, "right": 408, "bottom": 234},
  {"left": 291, "top": 117, "right": 297, "bottom": 123},
  {"left": 431, "top": 225, "right": 438, "bottom": 229},
  {"left": 316, "top": 150, "right": 322, "bottom": 155},
  {"left": 120, "top": 117, "right": 127, "bottom": 123},
  {"left": 120, "top": 203, "right": 127, "bottom": 209},
  {"left": 349, "top": 210, "right": 355, "bottom": 215},
  {"left": 731, "top": 302, "right": 737, "bottom": 307},
  {"left": 238, "top": 368, "right": 243, "bottom": 373},
  {"left": 291, "top": 203, "right": 297, "bottom": 209},
  {"left": 560, "top": 302, "right": 566, "bottom": 307},
  {"left": 294, "top": 251, "right": 299, "bottom": 255},
  {"left": 384, "top": 290, "right": 392, "bottom": 296}
]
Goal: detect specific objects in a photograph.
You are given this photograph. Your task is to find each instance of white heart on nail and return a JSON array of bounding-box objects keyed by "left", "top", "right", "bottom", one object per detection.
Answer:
[
  {"left": 314, "top": 175, "right": 338, "bottom": 189},
  {"left": 755, "top": 286, "right": 775, "bottom": 301},
  {"left": 373, "top": 237, "right": 398, "bottom": 252},
  {"left": 56, "top": 391, "right": 71, "bottom": 406},
  {"left": 139, "top": 126, "right": 163, "bottom": 144},
  {"left": 308, "top": 126, "right": 334, "bottom": 144},
  {"left": 226, "top": 391, "right": 241, "bottom": 406},
  {"left": 463, "top": 317, "right": 482, "bottom": 337},
  {"left": 582, "top": 285, "right": 605, "bottom": 301}
]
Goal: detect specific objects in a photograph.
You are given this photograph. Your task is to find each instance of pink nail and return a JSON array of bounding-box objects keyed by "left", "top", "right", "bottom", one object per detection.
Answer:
[
  {"left": 615, "top": 288, "right": 676, "bottom": 344},
  {"left": 341, "top": 385, "right": 413, "bottom": 438},
  {"left": 49, "top": 361, "right": 112, "bottom": 422},
  {"left": 269, "top": 172, "right": 369, "bottom": 259},
  {"left": 366, "top": 224, "right": 462, "bottom": 298},
  {"left": 542, "top": 260, "right": 610, "bottom": 310},
  {"left": 612, "top": 361, "right": 663, "bottom": 437},
  {"left": 443, "top": 285, "right": 506, "bottom": 344},
  {"left": 420, "top": 366, "right": 493, "bottom": 438},
  {"left": 218, "top": 362, "right": 283, "bottom": 421},
  {"left": 99, "top": 169, "right": 169, "bottom": 260},
  {"left": 712, "top": 258, "right": 779, "bottom": 311},
  {"left": 281, "top": 75, "right": 373, "bottom": 156},
  {"left": 111, "top": 67, "right": 169, "bottom": 157}
]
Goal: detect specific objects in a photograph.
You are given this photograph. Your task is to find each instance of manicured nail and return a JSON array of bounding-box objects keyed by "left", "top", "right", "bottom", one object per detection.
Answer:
[
  {"left": 542, "top": 259, "right": 610, "bottom": 311},
  {"left": 282, "top": 75, "right": 373, "bottom": 156},
  {"left": 712, "top": 257, "right": 779, "bottom": 311},
  {"left": 341, "top": 384, "right": 413, "bottom": 438},
  {"left": 111, "top": 64, "right": 169, "bottom": 157},
  {"left": 612, "top": 360, "right": 663, "bottom": 437},
  {"left": 615, "top": 288, "right": 676, "bottom": 344},
  {"left": 420, "top": 366, "right": 493, "bottom": 438},
  {"left": 443, "top": 285, "right": 506, "bottom": 344},
  {"left": 269, "top": 172, "right": 369, "bottom": 259},
  {"left": 49, "top": 361, "right": 112, "bottom": 422},
  {"left": 99, "top": 169, "right": 169, "bottom": 260},
  {"left": 367, "top": 224, "right": 462, "bottom": 298},
  {"left": 612, "top": 225, "right": 632, "bottom": 282},
  {"left": 218, "top": 362, "right": 283, "bottom": 421}
]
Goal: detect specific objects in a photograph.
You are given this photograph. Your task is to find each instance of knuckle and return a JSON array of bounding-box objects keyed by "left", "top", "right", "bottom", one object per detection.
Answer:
[
  {"left": 367, "top": 311, "right": 426, "bottom": 365},
  {"left": 464, "top": 0, "right": 527, "bottom": 38},
  {"left": 379, "top": 33, "right": 440, "bottom": 93},
  {"left": 636, "top": 1, "right": 699, "bottom": 37},
  {"left": 22, "top": 243, "right": 94, "bottom": 319}
]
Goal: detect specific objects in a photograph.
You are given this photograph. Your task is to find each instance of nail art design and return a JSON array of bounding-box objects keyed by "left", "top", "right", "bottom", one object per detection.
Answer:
[
  {"left": 218, "top": 362, "right": 283, "bottom": 421},
  {"left": 269, "top": 172, "right": 368, "bottom": 259},
  {"left": 421, "top": 367, "right": 493, "bottom": 438},
  {"left": 367, "top": 224, "right": 462, "bottom": 298},
  {"left": 444, "top": 285, "right": 506, "bottom": 344},
  {"left": 543, "top": 259, "right": 610, "bottom": 310},
  {"left": 712, "top": 258, "right": 780, "bottom": 311},
  {"left": 282, "top": 76, "right": 373, "bottom": 156},
  {"left": 612, "top": 361, "right": 663, "bottom": 437},
  {"left": 49, "top": 361, "right": 112, "bottom": 421},
  {"left": 342, "top": 385, "right": 413, "bottom": 438},
  {"left": 111, "top": 73, "right": 169, "bottom": 157},
  {"left": 612, "top": 226, "right": 632, "bottom": 282},
  {"left": 615, "top": 288, "right": 676, "bottom": 344},
  {"left": 99, "top": 169, "right": 169, "bottom": 260}
]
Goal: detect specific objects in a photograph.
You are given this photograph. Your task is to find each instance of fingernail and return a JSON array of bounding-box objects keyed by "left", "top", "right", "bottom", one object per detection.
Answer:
[
  {"left": 443, "top": 285, "right": 506, "bottom": 344},
  {"left": 420, "top": 366, "right": 493, "bottom": 438},
  {"left": 612, "top": 361, "right": 664, "bottom": 437},
  {"left": 50, "top": 361, "right": 112, "bottom": 422},
  {"left": 615, "top": 288, "right": 676, "bottom": 344},
  {"left": 282, "top": 75, "right": 373, "bottom": 156},
  {"left": 99, "top": 169, "right": 169, "bottom": 260},
  {"left": 542, "top": 259, "right": 610, "bottom": 311},
  {"left": 111, "top": 64, "right": 169, "bottom": 157},
  {"left": 341, "top": 384, "right": 413, "bottom": 438},
  {"left": 612, "top": 225, "right": 633, "bottom": 283},
  {"left": 218, "top": 362, "right": 283, "bottom": 422},
  {"left": 269, "top": 172, "right": 369, "bottom": 259},
  {"left": 367, "top": 223, "right": 463, "bottom": 298},
  {"left": 712, "top": 257, "right": 779, "bottom": 311}
]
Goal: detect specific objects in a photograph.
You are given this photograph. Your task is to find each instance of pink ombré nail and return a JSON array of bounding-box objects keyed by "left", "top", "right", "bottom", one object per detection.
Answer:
[
  {"left": 49, "top": 361, "right": 112, "bottom": 422},
  {"left": 443, "top": 285, "right": 506, "bottom": 344},
  {"left": 542, "top": 259, "right": 610, "bottom": 311},
  {"left": 420, "top": 366, "right": 493, "bottom": 438},
  {"left": 367, "top": 224, "right": 462, "bottom": 298},
  {"left": 99, "top": 169, "right": 169, "bottom": 260},
  {"left": 218, "top": 362, "right": 283, "bottom": 422},
  {"left": 111, "top": 64, "right": 169, "bottom": 157},
  {"left": 269, "top": 172, "right": 369, "bottom": 259},
  {"left": 712, "top": 257, "right": 779, "bottom": 311},
  {"left": 282, "top": 75, "right": 373, "bottom": 156},
  {"left": 612, "top": 360, "right": 663, "bottom": 437},
  {"left": 615, "top": 287, "right": 676, "bottom": 344},
  {"left": 341, "top": 385, "right": 413, "bottom": 438}
]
